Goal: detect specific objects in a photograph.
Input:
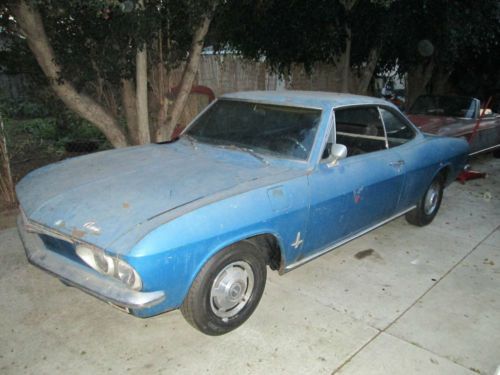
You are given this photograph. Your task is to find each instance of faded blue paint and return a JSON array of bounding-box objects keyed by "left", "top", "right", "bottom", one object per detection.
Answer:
[
  {"left": 16, "top": 139, "right": 305, "bottom": 250},
  {"left": 16, "top": 91, "right": 469, "bottom": 318},
  {"left": 267, "top": 186, "right": 290, "bottom": 212}
]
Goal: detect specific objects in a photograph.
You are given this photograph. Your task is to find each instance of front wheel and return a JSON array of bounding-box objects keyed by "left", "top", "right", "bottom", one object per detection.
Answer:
[
  {"left": 406, "top": 174, "right": 445, "bottom": 226},
  {"left": 181, "top": 241, "right": 267, "bottom": 335}
]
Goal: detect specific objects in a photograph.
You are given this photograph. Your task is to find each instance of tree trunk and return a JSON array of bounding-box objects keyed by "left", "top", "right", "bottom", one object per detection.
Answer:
[
  {"left": 135, "top": 45, "right": 151, "bottom": 144},
  {"left": 152, "top": 30, "right": 169, "bottom": 142},
  {"left": 406, "top": 60, "right": 435, "bottom": 109},
  {"left": 0, "top": 114, "right": 17, "bottom": 206},
  {"left": 351, "top": 48, "right": 380, "bottom": 95},
  {"left": 337, "top": 0, "right": 360, "bottom": 93},
  {"left": 430, "top": 67, "right": 453, "bottom": 95},
  {"left": 157, "top": 14, "right": 213, "bottom": 141},
  {"left": 340, "top": 28, "right": 352, "bottom": 93},
  {"left": 121, "top": 79, "right": 139, "bottom": 144},
  {"left": 12, "top": 1, "right": 128, "bottom": 148},
  {"left": 134, "top": 0, "right": 151, "bottom": 144}
]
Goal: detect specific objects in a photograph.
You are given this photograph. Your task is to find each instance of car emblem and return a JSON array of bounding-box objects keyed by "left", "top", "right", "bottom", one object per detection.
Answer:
[{"left": 291, "top": 232, "right": 304, "bottom": 249}]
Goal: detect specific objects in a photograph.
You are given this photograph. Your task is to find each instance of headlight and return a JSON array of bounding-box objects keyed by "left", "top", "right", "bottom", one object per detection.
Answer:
[
  {"left": 115, "top": 258, "right": 142, "bottom": 290},
  {"left": 76, "top": 245, "right": 142, "bottom": 290},
  {"left": 93, "top": 250, "right": 115, "bottom": 276}
]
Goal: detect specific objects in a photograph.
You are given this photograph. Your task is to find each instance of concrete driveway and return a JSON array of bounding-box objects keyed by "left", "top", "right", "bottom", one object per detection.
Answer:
[{"left": 1, "top": 155, "right": 499, "bottom": 375}]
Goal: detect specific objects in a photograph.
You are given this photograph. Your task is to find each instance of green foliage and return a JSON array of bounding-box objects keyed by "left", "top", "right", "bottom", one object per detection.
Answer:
[
  {"left": 15, "top": 0, "right": 216, "bottom": 89},
  {"left": 2, "top": 0, "right": 498, "bottom": 117},
  {"left": 0, "top": 97, "right": 50, "bottom": 118},
  {"left": 211, "top": 0, "right": 344, "bottom": 73},
  {"left": 14, "top": 117, "right": 58, "bottom": 141},
  {"left": 212, "top": 0, "right": 393, "bottom": 74},
  {"left": 3, "top": 111, "right": 108, "bottom": 160},
  {"left": 379, "top": 0, "right": 500, "bottom": 75},
  {"left": 1, "top": 115, "right": 102, "bottom": 182},
  {"left": 1, "top": 0, "right": 217, "bottom": 146}
]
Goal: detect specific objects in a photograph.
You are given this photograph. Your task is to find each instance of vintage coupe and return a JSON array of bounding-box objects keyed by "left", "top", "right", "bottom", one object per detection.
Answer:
[
  {"left": 17, "top": 91, "right": 469, "bottom": 335},
  {"left": 407, "top": 95, "right": 500, "bottom": 155}
]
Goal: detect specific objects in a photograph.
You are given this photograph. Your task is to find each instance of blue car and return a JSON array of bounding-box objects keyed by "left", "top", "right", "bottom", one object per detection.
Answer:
[{"left": 16, "top": 91, "right": 469, "bottom": 335}]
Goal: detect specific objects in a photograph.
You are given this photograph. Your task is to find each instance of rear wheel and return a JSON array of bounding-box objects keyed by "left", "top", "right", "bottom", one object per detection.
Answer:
[
  {"left": 406, "top": 173, "right": 444, "bottom": 226},
  {"left": 181, "top": 241, "right": 267, "bottom": 335}
]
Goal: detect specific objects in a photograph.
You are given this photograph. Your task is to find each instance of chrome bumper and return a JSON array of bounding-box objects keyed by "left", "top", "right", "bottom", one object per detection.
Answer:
[{"left": 17, "top": 216, "right": 165, "bottom": 310}]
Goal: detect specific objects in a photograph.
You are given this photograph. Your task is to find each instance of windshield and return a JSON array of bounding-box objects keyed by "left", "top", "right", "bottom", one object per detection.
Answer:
[
  {"left": 186, "top": 99, "right": 322, "bottom": 161},
  {"left": 409, "top": 95, "right": 476, "bottom": 118}
]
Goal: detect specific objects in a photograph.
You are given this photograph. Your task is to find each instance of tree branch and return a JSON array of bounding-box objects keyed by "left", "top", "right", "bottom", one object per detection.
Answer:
[
  {"left": 354, "top": 47, "right": 380, "bottom": 94},
  {"left": 406, "top": 59, "right": 435, "bottom": 108},
  {"left": 134, "top": 0, "right": 151, "bottom": 144},
  {"left": 121, "top": 79, "right": 139, "bottom": 144},
  {"left": 12, "top": 1, "right": 128, "bottom": 148},
  {"left": 157, "top": 8, "right": 215, "bottom": 141},
  {"left": 0, "top": 114, "right": 17, "bottom": 206}
]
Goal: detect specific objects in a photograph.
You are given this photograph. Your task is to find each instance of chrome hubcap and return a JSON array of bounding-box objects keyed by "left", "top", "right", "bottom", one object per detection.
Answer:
[
  {"left": 424, "top": 181, "right": 440, "bottom": 215},
  {"left": 210, "top": 261, "right": 254, "bottom": 319}
]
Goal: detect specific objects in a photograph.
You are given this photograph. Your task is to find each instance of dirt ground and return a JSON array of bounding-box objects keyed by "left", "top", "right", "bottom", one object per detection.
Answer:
[{"left": 0, "top": 200, "right": 18, "bottom": 230}]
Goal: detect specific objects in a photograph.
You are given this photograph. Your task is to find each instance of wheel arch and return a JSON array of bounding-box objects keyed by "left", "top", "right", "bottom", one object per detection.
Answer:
[
  {"left": 244, "top": 233, "right": 284, "bottom": 272},
  {"left": 435, "top": 163, "right": 453, "bottom": 186},
  {"left": 203, "top": 230, "right": 286, "bottom": 274},
  {"left": 182, "top": 230, "right": 286, "bottom": 302}
]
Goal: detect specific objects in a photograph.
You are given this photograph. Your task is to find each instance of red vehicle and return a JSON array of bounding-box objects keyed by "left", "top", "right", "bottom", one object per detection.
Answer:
[{"left": 407, "top": 95, "right": 500, "bottom": 156}]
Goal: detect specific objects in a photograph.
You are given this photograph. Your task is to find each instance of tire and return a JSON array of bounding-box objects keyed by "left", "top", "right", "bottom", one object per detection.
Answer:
[
  {"left": 406, "top": 173, "right": 445, "bottom": 227},
  {"left": 181, "top": 241, "right": 267, "bottom": 335}
]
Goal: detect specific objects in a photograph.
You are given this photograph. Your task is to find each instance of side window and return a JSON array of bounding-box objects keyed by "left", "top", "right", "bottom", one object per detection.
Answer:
[
  {"left": 334, "top": 107, "right": 387, "bottom": 157},
  {"left": 379, "top": 108, "right": 415, "bottom": 147}
]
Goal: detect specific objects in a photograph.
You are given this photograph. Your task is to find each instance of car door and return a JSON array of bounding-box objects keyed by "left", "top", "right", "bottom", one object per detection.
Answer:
[
  {"left": 377, "top": 107, "right": 429, "bottom": 212},
  {"left": 303, "top": 106, "right": 406, "bottom": 256}
]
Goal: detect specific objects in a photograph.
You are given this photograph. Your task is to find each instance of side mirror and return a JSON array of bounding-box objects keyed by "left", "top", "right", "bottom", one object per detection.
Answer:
[{"left": 327, "top": 144, "right": 347, "bottom": 168}]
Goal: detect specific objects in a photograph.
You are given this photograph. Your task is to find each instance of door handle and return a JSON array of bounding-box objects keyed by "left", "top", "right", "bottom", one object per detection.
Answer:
[{"left": 389, "top": 160, "right": 405, "bottom": 167}]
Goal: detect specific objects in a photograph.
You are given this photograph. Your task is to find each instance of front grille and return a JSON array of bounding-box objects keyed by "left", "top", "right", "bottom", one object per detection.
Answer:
[
  {"left": 38, "top": 234, "right": 81, "bottom": 263},
  {"left": 20, "top": 209, "right": 97, "bottom": 270}
]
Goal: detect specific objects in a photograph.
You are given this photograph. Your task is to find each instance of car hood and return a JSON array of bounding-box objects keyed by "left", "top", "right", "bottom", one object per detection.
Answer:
[{"left": 17, "top": 139, "right": 297, "bottom": 249}]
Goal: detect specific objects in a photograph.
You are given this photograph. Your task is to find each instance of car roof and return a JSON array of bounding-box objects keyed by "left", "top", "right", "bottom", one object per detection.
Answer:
[{"left": 221, "top": 90, "right": 391, "bottom": 109}]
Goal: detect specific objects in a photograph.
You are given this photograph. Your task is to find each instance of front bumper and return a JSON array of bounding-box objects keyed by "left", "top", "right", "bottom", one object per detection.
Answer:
[{"left": 17, "top": 216, "right": 165, "bottom": 310}]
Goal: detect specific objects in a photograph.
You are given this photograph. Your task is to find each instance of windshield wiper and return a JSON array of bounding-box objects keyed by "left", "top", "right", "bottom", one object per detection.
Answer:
[{"left": 217, "top": 144, "right": 269, "bottom": 165}]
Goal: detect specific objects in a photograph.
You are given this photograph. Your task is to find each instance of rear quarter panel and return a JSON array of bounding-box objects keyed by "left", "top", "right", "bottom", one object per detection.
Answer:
[{"left": 397, "top": 134, "right": 468, "bottom": 210}]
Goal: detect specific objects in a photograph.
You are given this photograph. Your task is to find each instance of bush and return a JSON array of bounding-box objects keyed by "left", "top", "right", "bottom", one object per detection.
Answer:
[
  {"left": 0, "top": 94, "right": 110, "bottom": 182},
  {"left": 0, "top": 97, "right": 50, "bottom": 119}
]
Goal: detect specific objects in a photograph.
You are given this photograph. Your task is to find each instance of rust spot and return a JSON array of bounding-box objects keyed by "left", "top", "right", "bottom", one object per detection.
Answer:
[
  {"left": 123, "top": 202, "right": 130, "bottom": 209},
  {"left": 71, "top": 228, "right": 86, "bottom": 238},
  {"left": 354, "top": 249, "right": 375, "bottom": 260}
]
